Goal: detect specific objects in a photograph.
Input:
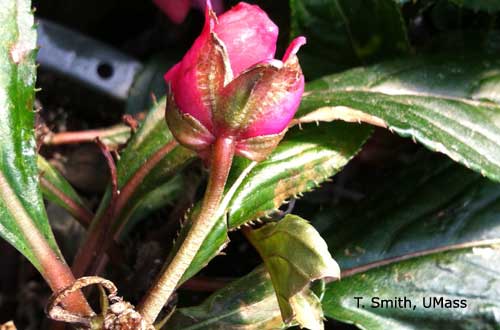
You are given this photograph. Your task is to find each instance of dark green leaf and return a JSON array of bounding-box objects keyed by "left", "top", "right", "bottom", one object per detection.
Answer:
[
  {"left": 106, "top": 98, "right": 195, "bottom": 236},
  {"left": 298, "top": 55, "right": 500, "bottom": 181},
  {"left": 177, "top": 122, "right": 372, "bottom": 283},
  {"left": 246, "top": 214, "right": 339, "bottom": 329},
  {"left": 0, "top": 0, "right": 61, "bottom": 270},
  {"left": 290, "top": 0, "right": 410, "bottom": 79},
  {"left": 226, "top": 123, "right": 371, "bottom": 229},
  {"left": 317, "top": 154, "right": 500, "bottom": 270},
  {"left": 318, "top": 154, "right": 500, "bottom": 328},
  {"left": 324, "top": 247, "right": 500, "bottom": 329},
  {"left": 119, "top": 174, "right": 186, "bottom": 239},
  {"left": 116, "top": 99, "right": 193, "bottom": 190},
  {"left": 449, "top": 0, "right": 500, "bottom": 12},
  {"left": 38, "top": 156, "right": 93, "bottom": 226}
]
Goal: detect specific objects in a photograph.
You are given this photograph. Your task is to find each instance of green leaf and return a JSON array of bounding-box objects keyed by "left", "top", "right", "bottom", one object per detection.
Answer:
[
  {"left": 226, "top": 123, "right": 371, "bottom": 229},
  {"left": 176, "top": 122, "right": 372, "bottom": 283},
  {"left": 290, "top": 0, "right": 410, "bottom": 79},
  {"left": 116, "top": 99, "right": 193, "bottom": 192},
  {"left": 0, "top": 0, "right": 61, "bottom": 270},
  {"left": 317, "top": 154, "right": 500, "bottom": 328},
  {"left": 38, "top": 156, "right": 93, "bottom": 226},
  {"left": 449, "top": 0, "right": 500, "bottom": 12},
  {"left": 317, "top": 154, "right": 500, "bottom": 270},
  {"left": 119, "top": 174, "right": 186, "bottom": 239},
  {"left": 167, "top": 267, "right": 287, "bottom": 330},
  {"left": 298, "top": 55, "right": 500, "bottom": 182},
  {"left": 105, "top": 98, "right": 195, "bottom": 236},
  {"left": 324, "top": 247, "right": 500, "bottom": 330},
  {"left": 168, "top": 266, "right": 325, "bottom": 330},
  {"left": 246, "top": 214, "right": 340, "bottom": 330}
]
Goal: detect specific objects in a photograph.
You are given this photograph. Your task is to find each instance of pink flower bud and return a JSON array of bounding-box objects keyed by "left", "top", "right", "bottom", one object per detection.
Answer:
[{"left": 165, "top": 1, "right": 306, "bottom": 161}]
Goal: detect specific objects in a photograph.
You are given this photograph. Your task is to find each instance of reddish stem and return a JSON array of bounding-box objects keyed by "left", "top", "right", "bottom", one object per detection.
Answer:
[
  {"left": 96, "top": 138, "right": 119, "bottom": 203},
  {"left": 113, "top": 140, "right": 178, "bottom": 230},
  {"left": 96, "top": 140, "right": 179, "bottom": 276},
  {"left": 39, "top": 176, "right": 93, "bottom": 227},
  {"left": 43, "top": 126, "right": 130, "bottom": 146},
  {"left": 71, "top": 139, "right": 118, "bottom": 278},
  {"left": 0, "top": 173, "right": 93, "bottom": 316},
  {"left": 71, "top": 140, "right": 178, "bottom": 277},
  {"left": 42, "top": 258, "right": 92, "bottom": 316},
  {"left": 139, "top": 137, "right": 235, "bottom": 324}
]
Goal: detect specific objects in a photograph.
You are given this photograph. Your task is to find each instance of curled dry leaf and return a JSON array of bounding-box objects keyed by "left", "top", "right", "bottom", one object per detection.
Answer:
[{"left": 46, "top": 276, "right": 154, "bottom": 330}]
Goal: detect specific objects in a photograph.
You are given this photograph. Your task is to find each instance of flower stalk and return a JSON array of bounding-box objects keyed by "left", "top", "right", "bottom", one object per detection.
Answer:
[
  {"left": 138, "top": 0, "right": 306, "bottom": 324},
  {"left": 138, "top": 137, "right": 235, "bottom": 323}
]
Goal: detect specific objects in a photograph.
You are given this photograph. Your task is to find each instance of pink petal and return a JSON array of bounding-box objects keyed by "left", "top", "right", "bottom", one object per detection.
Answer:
[
  {"left": 154, "top": 0, "right": 191, "bottom": 24},
  {"left": 283, "top": 36, "right": 307, "bottom": 62},
  {"left": 242, "top": 75, "right": 304, "bottom": 138},
  {"left": 241, "top": 39, "right": 306, "bottom": 138},
  {"left": 164, "top": 6, "right": 221, "bottom": 131},
  {"left": 215, "top": 2, "right": 278, "bottom": 76}
]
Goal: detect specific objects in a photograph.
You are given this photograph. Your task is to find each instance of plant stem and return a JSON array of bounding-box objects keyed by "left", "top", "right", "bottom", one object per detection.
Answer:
[
  {"left": 113, "top": 140, "right": 179, "bottom": 225},
  {"left": 43, "top": 125, "right": 131, "bottom": 147},
  {"left": 72, "top": 139, "right": 118, "bottom": 278},
  {"left": 71, "top": 140, "right": 178, "bottom": 277},
  {"left": 39, "top": 176, "right": 93, "bottom": 227},
  {"left": 0, "top": 172, "right": 92, "bottom": 316},
  {"left": 89, "top": 140, "right": 180, "bottom": 276},
  {"left": 138, "top": 137, "right": 235, "bottom": 324}
]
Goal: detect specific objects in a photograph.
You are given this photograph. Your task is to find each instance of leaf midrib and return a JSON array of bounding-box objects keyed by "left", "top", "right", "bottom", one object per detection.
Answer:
[{"left": 341, "top": 239, "right": 500, "bottom": 278}]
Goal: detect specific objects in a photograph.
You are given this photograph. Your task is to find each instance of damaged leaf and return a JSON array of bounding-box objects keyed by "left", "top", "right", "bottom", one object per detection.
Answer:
[
  {"left": 245, "top": 214, "right": 339, "bottom": 329},
  {"left": 168, "top": 267, "right": 286, "bottom": 330}
]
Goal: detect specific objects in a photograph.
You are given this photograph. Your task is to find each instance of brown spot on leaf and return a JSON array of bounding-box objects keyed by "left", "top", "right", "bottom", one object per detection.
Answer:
[{"left": 273, "top": 161, "right": 325, "bottom": 208}]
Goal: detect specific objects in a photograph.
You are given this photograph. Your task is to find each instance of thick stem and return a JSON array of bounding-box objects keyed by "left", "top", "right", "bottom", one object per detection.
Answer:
[
  {"left": 42, "top": 258, "right": 93, "bottom": 316},
  {"left": 0, "top": 172, "right": 92, "bottom": 316},
  {"left": 138, "top": 137, "right": 235, "bottom": 324}
]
